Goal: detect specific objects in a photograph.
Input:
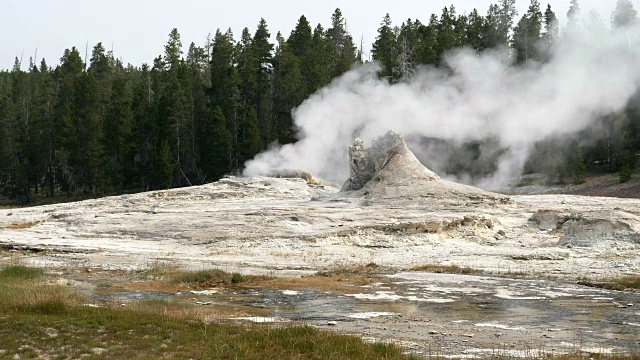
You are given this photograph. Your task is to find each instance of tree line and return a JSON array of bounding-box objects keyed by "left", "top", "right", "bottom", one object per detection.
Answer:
[{"left": 0, "top": 1, "right": 638, "bottom": 204}]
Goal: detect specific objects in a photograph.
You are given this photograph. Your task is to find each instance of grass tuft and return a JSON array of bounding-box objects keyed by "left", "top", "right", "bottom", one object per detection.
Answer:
[
  {"left": 0, "top": 266, "right": 81, "bottom": 316},
  {"left": 410, "top": 263, "right": 479, "bottom": 275},
  {"left": 170, "top": 269, "right": 251, "bottom": 288},
  {"left": 578, "top": 275, "right": 640, "bottom": 291},
  {"left": 2, "top": 221, "right": 40, "bottom": 229},
  {"left": 316, "top": 262, "right": 383, "bottom": 277},
  {"left": 231, "top": 272, "right": 245, "bottom": 284},
  {"left": 171, "top": 268, "right": 229, "bottom": 286},
  {"left": 0, "top": 265, "right": 44, "bottom": 281}
]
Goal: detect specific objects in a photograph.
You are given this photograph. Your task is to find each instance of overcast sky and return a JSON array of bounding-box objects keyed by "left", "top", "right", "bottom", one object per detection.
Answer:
[{"left": 2, "top": 0, "right": 621, "bottom": 70}]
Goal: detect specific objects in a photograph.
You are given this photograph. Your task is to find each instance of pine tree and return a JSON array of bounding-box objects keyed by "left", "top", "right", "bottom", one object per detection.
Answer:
[
  {"left": 306, "top": 24, "right": 333, "bottom": 93},
  {"left": 34, "top": 59, "right": 55, "bottom": 196},
  {"left": 156, "top": 140, "right": 174, "bottom": 189},
  {"left": 209, "top": 29, "right": 241, "bottom": 170},
  {"left": 573, "top": 144, "right": 587, "bottom": 185},
  {"left": 204, "top": 106, "right": 232, "bottom": 180},
  {"left": 484, "top": 4, "right": 503, "bottom": 49},
  {"left": 236, "top": 27, "right": 257, "bottom": 161},
  {"left": 4, "top": 57, "right": 32, "bottom": 202},
  {"left": 613, "top": 0, "right": 638, "bottom": 28},
  {"left": 497, "top": 0, "right": 518, "bottom": 48},
  {"left": 513, "top": 0, "right": 543, "bottom": 64},
  {"left": 164, "top": 28, "right": 183, "bottom": 70},
  {"left": 288, "top": 16, "right": 314, "bottom": 98},
  {"left": 414, "top": 15, "right": 438, "bottom": 65},
  {"left": 466, "top": 9, "right": 487, "bottom": 51},
  {"left": 372, "top": 14, "right": 397, "bottom": 79},
  {"left": 243, "top": 108, "right": 263, "bottom": 161},
  {"left": 542, "top": 4, "right": 559, "bottom": 54},
  {"left": 0, "top": 94, "right": 18, "bottom": 199},
  {"left": 288, "top": 16, "right": 313, "bottom": 59},
  {"left": 251, "top": 18, "right": 275, "bottom": 145},
  {"left": 567, "top": 0, "right": 581, "bottom": 30},
  {"left": 74, "top": 71, "right": 104, "bottom": 194},
  {"left": 183, "top": 42, "right": 207, "bottom": 183},
  {"left": 272, "top": 33, "right": 304, "bottom": 144},
  {"left": 586, "top": 10, "right": 607, "bottom": 34},
  {"left": 102, "top": 74, "right": 132, "bottom": 191},
  {"left": 435, "top": 6, "right": 466, "bottom": 62},
  {"left": 54, "top": 47, "right": 85, "bottom": 195},
  {"left": 327, "top": 8, "right": 357, "bottom": 77},
  {"left": 130, "top": 64, "right": 155, "bottom": 189},
  {"left": 156, "top": 28, "right": 194, "bottom": 188}
]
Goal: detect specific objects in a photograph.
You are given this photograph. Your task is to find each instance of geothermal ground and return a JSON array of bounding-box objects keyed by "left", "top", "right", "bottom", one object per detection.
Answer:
[
  {"left": 2, "top": 177, "right": 640, "bottom": 355},
  {"left": 1, "top": 136, "right": 640, "bottom": 356}
]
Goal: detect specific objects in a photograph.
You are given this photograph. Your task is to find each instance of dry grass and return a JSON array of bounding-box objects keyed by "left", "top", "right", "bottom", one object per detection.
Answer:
[
  {"left": 2, "top": 221, "right": 40, "bottom": 229},
  {"left": 130, "top": 298, "right": 269, "bottom": 322},
  {"left": 578, "top": 275, "right": 640, "bottom": 291},
  {"left": 170, "top": 268, "right": 246, "bottom": 286},
  {"left": 123, "top": 266, "right": 382, "bottom": 294},
  {"left": 124, "top": 273, "right": 376, "bottom": 294},
  {"left": 410, "top": 263, "right": 480, "bottom": 275},
  {"left": 0, "top": 265, "right": 416, "bottom": 359},
  {"left": 248, "top": 275, "right": 374, "bottom": 292},
  {"left": 0, "top": 266, "right": 83, "bottom": 315},
  {"left": 524, "top": 354, "right": 640, "bottom": 360}
]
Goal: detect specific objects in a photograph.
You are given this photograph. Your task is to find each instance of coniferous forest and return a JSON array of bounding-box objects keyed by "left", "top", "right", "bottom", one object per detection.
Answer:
[{"left": 1, "top": 1, "right": 639, "bottom": 204}]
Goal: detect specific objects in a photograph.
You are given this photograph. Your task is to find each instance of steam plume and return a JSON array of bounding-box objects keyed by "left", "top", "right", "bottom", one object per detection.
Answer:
[{"left": 244, "top": 24, "right": 640, "bottom": 189}]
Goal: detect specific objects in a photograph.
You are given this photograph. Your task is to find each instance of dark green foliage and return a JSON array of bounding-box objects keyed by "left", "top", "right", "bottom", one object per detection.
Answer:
[
  {"left": 171, "top": 269, "right": 245, "bottom": 286},
  {"left": 102, "top": 74, "right": 133, "bottom": 191},
  {"left": 273, "top": 33, "right": 304, "bottom": 144},
  {"left": 251, "top": 19, "right": 275, "bottom": 145},
  {"left": 327, "top": 8, "right": 358, "bottom": 77},
  {"left": 620, "top": 126, "right": 636, "bottom": 183},
  {"left": 170, "top": 268, "right": 230, "bottom": 286},
  {"left": 231, "top": 272, "right": 245, "bottom": 284},
  {"left": 204, "top": 107, "right": 232, "bottom": 179},
  {"left": 573, "top": 145, "right": 587, "bottom": 185},
  {"left": 513, "top": 0, "right": 543, "bottom": 64},
  {"left": 156, "top": 141, "right": 174, "bottom": 189},
  {"left": 243, "top": 108, "right": 264, "bottom": 161},
  {"left": 372, "top": 14, "right": 397, "bottom": 79},
  {"left": 621, "top": 162, "right": 634, "bottom": 183}
]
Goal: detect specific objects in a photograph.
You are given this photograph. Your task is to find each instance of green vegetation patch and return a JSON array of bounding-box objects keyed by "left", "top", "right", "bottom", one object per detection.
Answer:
[
  {"left": 0, "top": 265, "right": 44, "bottom": 281},
  {"left": 170, "top": 269, "right": 246, "bottom": 287},
  {"left": 0, "top": 310, "right": 414, "bottom": 359},
  {"left": 0, "top": 266, "right": 415, "bottom": 359}
]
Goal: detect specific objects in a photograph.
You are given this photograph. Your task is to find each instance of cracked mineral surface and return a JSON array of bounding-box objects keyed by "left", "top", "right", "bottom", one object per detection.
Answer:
[{"left": 0, "top": 132, "right": 638, "bottom": 277}]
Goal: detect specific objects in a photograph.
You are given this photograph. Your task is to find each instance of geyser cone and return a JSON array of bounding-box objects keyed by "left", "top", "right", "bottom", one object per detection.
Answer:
[{"left": 340, "top": 131, "right": 509, "bottom": 206}]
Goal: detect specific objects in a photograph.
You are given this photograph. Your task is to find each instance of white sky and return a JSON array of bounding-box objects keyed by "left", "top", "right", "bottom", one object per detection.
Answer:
[{"left": 2, "top": 0, "right": 621, "bottom": 70}]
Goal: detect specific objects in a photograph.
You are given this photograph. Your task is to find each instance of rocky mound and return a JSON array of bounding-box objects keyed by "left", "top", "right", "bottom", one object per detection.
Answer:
[
  {"left": 339, "top": 131, "right": 509, "bottom": 206},
  {"left": 530, "top": 209, "right": 640, "bottom": 247}
]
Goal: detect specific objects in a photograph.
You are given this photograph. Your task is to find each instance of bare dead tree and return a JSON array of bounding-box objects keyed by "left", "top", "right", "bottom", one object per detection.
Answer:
[{"left": 392, "top": 36, "right": 415, "bottom": 83}]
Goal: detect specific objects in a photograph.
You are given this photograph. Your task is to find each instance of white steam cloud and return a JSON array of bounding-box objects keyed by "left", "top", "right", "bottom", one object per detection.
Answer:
[{"left": 244, "top": 24, "right": 640, "bottom": 189}]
